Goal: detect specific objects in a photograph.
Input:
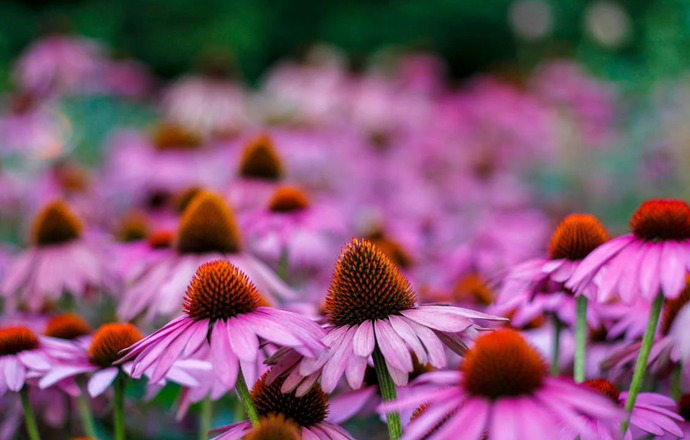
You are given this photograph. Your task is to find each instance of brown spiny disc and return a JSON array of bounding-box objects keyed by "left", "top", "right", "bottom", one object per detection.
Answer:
[
  {"left": 251, "top": 372, "right": 328, "bottom": 428},
  {"left": 584, "top": 379, "right": 621, "bottom": 404},
  {"left": 183, "top": 260, "right": 268, "bottom": 321},
  {"left": 245, "top": 414, "right": 301, "bottom": 440},
  {"left": 367, "top": 231, "right": 413, "bottom": 269},
  {"left": 268, "top": 186, "right": 309, "bottom": 213},
  {"left": 116, "top": 212, "right": 149, "bottom": 242},
  {"left": 548, "top": 214, "right": 610, "bottom": 261},
  {"left": 175, "top": 191, "right": 242, "bottom": 254},
  {"left": 324, "top": 238, "right": 416, "bottom": 327},
  {"left": 152, "top": 122, "right": 202, "bottom": 151},
  {"left": 630, "top": 200, "right": 690, "bottom": 242},
  {"left": 239, "top": 135, "right": 283, "bottom": 180},
  {"left": 0, "top": 327, "right": 39, "bottom": 356},
  {"left": 174, "top": 186, "right": 203, "bottom": 214},
  {"left": 88, "top": 323, "right": 143, "bottom": 368},
  {"left": 31, "top": 200, "right": 83, "bottom": 246},
  {"left": 45, "top": 313, "right": 92, "bottom": 340},
  {"left": 462, "top": 329, "right": 546, "bottom": 399}
]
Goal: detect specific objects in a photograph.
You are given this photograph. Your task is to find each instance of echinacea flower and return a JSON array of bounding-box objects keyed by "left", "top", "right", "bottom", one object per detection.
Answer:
[
  {"left": 269, "top": 238, "right": 505, "bottom": 395},
  {"left": 492, "top": 214, "right": 610, "bottom": 328},
  {"left": 561, "top": 379, "right": 684, "bottom": 440},
  {"left": 240, "top": 414, "right": 300, "bottom": 440},
  {"left": 210, "top": 372, "right": 355, "bottom": 440},
  {"left": 0, "top": 326, "right": 50, "bottom": 394},
  {"left": 118, "top": 260, "right": 326, "bottom": 390},
  {"left": 226, "top": 135, "right": 285, "bottom": 212},
  {"left": 568, "top": 199, "right": 690, "bottom": 303},
  {"left": 1, "top": 200, "right": 118, "bottom": 312},
  {"left": 118, "top": 190, "right": 294, "bottom": 321},
  {"left": 38, "top": 322, "right": 198, "bottom": 397},
  {"left": 381, "top": 329, "right": 624, "bottom": 440}
]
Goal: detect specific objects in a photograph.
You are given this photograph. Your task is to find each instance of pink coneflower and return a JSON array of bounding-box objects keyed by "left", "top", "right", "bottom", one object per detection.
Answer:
[
  {"left": 118, "top": 191, "right": 295, "bottom": 321},
  {"left": 0, "top": 326, "right": 51, "bottom": 395},
  {"left": 210, "top": 372, "right": 355, "bottom": 440},
  {"left": 243, "top": 185, "right": 343, "bottom": 274},
  {"left": 118, "top": 260, "right": 325, "bottom": 391},
  {"left": 226, "top": 135, "right": 285, "bottom": 212},
  {"left": 493, "top": 213, "right": 610, "bottom": 327},
  {"left": 568, "top": 200, "right": 690, "bottom": 303},
  {"left": 381, "top": 329, "right": 623, "bottom": 440},
  {"left": 561, "top": 379, "right": 684, "bottom": 440},
  {"left": 1, "top": 200, "right": 118, "bottom": 312}
]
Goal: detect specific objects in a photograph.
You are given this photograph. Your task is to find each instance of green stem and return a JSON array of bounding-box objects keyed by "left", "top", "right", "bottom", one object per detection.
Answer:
[
  {"left": 574, "top": 296, "right": 588, "bottom": 383},
  {"left": 76, "top": 379, "right": 98, "bottom": 439},
  {"left": 373, "top": 347, "right": 402, "bottom": 440},
  {"left": 235, "top": 367, "right": 259, "bottom": 426},
  {"left": 114, "top": 371, "right": 126, "bottom": 440},
  {"left": 277, "top": 247, "right": 289, "bottom": 283},
  {"left": 19, "top": 386, "right": 41, "bottom": 440},
  {"left": 621, "top": 292, "right": 664, "bottom": 434},
  {"left": 672, "top": 362, "right": 683, "bottom": 401},
  {"left": 198, "top": 396, "right": 213, "bottom": 440},
  {"left": 551, "top": 316, "right": 562, "bottom": 376}
]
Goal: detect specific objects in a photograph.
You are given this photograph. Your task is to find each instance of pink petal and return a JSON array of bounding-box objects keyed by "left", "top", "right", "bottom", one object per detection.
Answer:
[
  {"left": 210, "top": 321, "right": 239, "bottom": 387},
  {"left": 352, "top": 321, "right": 375, "bottom": 358},
  {"left": 88, "top": 367, "right": 119, "bottom": 397},
  {"left": 226, "top": 318, "right": 259, "bottom": 362},
  {"left": 375, "top": 319, "right": 413, "bottom": 372}
]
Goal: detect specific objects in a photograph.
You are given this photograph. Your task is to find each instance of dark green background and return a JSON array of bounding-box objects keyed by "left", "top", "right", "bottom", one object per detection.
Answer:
[{"left": 2, "top": 0, "right": 689, "bottom": 86}]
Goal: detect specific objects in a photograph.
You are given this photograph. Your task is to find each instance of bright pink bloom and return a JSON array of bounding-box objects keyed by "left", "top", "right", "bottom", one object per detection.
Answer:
[
  {"left": 568, "top": 199, "right": 690, "bottom": 303},
  {"left": 119, "top": 260, "right": 325, "bottom": 390},
  {"left": 268, "top": 239, "right": 505, "bottom": 395},
  {"left": 381, "top": 329, "right": 623, "bottom": 440}
]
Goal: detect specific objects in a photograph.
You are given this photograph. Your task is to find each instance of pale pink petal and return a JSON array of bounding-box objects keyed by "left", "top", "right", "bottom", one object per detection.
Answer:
[
  {"left": 388, "top": 315, "right": 428, "bottom": 365},
  {"left": 352, "top": 321, "right": 375, "bottom": 358},
  {"left": 321, "top": 326, "right": 356, "bottom": 393},
  {"left": 87, "top": 367, "right": 119, "bottom": 397},
  {"left": 661, "top": 241, "right": 686, "bottom": 300},
  {"left": 375, "top": 319, "right": 413, "bottom": 372},
  {"left": 327, "top": 386, "right": 378, "bottom": 424},
  {"left": 431, "top": 397, "right": 489, "bottom": 440},
  {"left": 226, "top": 318, "right": 259, "bottom": 362},
  {"left": 4, "top": 357, "right": 26, "bottom": 392},
  {"left": 344, "top": 354, "right": 368, "bottom": 390},
  {"left": 210, "top": 321, "right": 239, "bottom": 387},
  {"left": 638, "top": 244, "right": 662, "bottom": 301}
]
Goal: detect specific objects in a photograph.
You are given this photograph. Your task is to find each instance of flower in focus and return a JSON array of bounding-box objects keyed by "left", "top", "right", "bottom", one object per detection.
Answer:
[
  {"left": 381, "top": 329, "right": 623, "bottom": 440},
  {"left": 118, "top": 190, "right": 294, "bottom": 321},
  {"left": 1, "top": 200, "right": 118, "bottom": 312},
  {"left": 118, "top": 260, "right": 325, "bottom": 390},
  {"left": 568, "top": 199, "right": 690, "bottom": 303},
  {"left": 211, "top": 372, "right": 355, "bottom": 440},
  {"left": 268, "top": 238, "right": 505, "bottom": 395}
]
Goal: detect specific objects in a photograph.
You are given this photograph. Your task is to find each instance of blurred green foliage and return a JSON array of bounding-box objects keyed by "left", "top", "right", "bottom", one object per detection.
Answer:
[{"left": 2, "top": 0, "right": 688, "bottom": 87}]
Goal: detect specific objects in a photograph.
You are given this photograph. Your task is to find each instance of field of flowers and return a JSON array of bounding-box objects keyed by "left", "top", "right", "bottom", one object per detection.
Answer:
[{"left": 2, "top": 15, "right": 690, "bottom": 440}]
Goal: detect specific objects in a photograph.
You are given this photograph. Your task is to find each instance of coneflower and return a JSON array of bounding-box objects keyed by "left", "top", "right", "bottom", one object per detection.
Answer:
[
  {"left": 268, "top": 238, "right": 505, "bottom": 440},
  {"left": 118, "top": 190, "right": 295, "bottom": 321},
  {"left": 1, "top": 200, "right": 118, "bottom": 312}
]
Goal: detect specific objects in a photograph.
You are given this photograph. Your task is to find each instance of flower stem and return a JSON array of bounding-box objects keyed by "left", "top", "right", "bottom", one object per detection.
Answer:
[
  {"left": 235, "top": 367, "right": 259, "bottom": 426},
  {"left": 621, "top": 292, "right": 664, "bottom": 433},
  {"left": 277, "top": 247, "right": 289, "bottom": 282},
  {"left": 114, "top": 371, "right": 126, "bottom": 440},
  {"left": 19, "top": 386, "right": 41, "bottom": 440},
  {"left": 373, "top": 346, "right": 402, "bottom": 440},
  {"left": 672, "top": 362, "right": 683, "bottom": 401},
  {"left": 198, "top": 396, "right": 213, "bottom": 440},
  {"left": 574, "top": 296, "right": 588, "bottom": 383},
  {"left": 76, "top": 379, "right": 98, "bottom": 439},
  {"left": 551, "top": 315, "right": 562, "bottom": 376}
]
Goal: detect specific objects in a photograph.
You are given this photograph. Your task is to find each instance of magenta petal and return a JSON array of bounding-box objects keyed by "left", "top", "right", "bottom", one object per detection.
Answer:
[
  {"left": 661, "top": 241, "right": 686, "bottom": 299},
  {"left": 4, "top": 357, "right": 26, "bottom": 392},
  {"left": 327, "top": 386, "right": 377, "bottom": 424},
  {"left": 226, "top": 318, "right": 259, "bottom": 362},
  {"left": 388, "top": 315, "right": 428, "bottom": 365},
  {"left": 344, "top": 354, "right": 367, "bottom": 390},
  {"left": 375, "top": 319, "right": 413, "bottom": 372},
  {"left": 638, "top": 244, "right": 662, "bottom": 300},
  {"left": 490, "top": 398, "right": 519, "bottom": 440},
  {"left": 432, "top": 397, "right": 489, "bottom": 440},
  {"left": 352, "top": 321, "right": 375, "bottom": 358},
  {"left": 88, "top": 367, "right": 119, "bottom": 397},
  {"left": 211, "top": 321, "right": 239, "bottom": 387},
  {"left": 568, "top": 236, "right": 633, "bottom": 290},
  {"left": 320, "top": 326, "right": 356, "bottom": 393}
]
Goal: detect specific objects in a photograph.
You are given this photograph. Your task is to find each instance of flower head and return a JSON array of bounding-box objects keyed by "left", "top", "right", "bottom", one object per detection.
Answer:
[
  {"left": 88, "top": 323, "right": 142, "bottom": 368},
  {"left": 268, "top": 185, "right": 309, "bottom": 213},
  {"left": 44, "top": 313, "right": 91, "bottom": 340},
  {"left": 548, "top": 214, "right": 610, "bottom": 261},
  {"left": 239, "top": 135, "right": 283, "bottom": 181},
  {"left": 245, "top": 414, "right": 300, "bottom": 440},
  {"left": 31, "top": 200, "right": 83, "bottom": 247},
  {"left": 0, "top": 326, "right": 50, "bottom": 393},
  {"left": 176, "top": 190, "right": 242, "bottom": 254}
]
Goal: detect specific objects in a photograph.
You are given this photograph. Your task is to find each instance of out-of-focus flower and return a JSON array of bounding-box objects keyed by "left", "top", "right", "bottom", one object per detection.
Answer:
[
  {"left": 0, "top": 326, "right": 51, "bottom": 395},
  {"left": 1, "top": 200, "right": 118, "bottom": 312},
  {"left": 118, "top": 191, "right": 295, "bottom": 320}
]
